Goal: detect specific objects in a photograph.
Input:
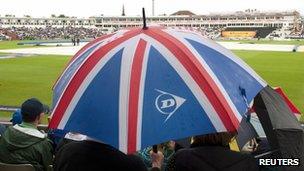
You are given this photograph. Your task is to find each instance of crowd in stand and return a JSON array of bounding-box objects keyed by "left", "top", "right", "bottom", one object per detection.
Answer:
[
  {"left": 288, "top": 28, "right": 304, "bottom": 38},
  {"left": 199, "top": 27, "right": 224, "bottom": 39},
  {"left": 1, "top": 26, "right": 104, "bottom": 40},
  {"left": 0, "top": 26, "right": 225, "bottom": 41},
  {"left": 267, "top": 26, "right": 304, "bottom": 39},
  {"left": 0, "top": 33, "right": 8, "bottom": 40},
  {"left": 1, "top": 26, "right": 303, "bottom": 41},
  {"left": 0, "top": 98, "right": 278, "bottom": 171}
]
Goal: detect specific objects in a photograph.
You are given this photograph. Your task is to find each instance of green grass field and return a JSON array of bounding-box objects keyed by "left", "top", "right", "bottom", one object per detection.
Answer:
[
  {"left": 234, "top": 50, "right": 304, "bottom": 113},
  {"left": 0, "top": 55, "right": 70, "bottom": 120},
  {"left": 0, "top": 40, "right": 37, "bottom": 50},
  {"left": 1, "top": 39, "right": 303, "bottom": 50},
  {"left": 0, "top": 40, "right": 61, "bottom": 50},
  {"left": 0, "top": 55, "right": 70, "bottom": 105},
  {"left": 0, "top": 50, "right": 303, "bottom": 122}
]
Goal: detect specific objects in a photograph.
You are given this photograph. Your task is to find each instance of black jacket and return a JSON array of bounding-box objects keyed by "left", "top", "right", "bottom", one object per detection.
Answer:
[
  {"left": 166, "top": 146, "right": 259, "bottom": 171},
  {"left": 54, "top": 140, "right": 147, "bottom": 171}
]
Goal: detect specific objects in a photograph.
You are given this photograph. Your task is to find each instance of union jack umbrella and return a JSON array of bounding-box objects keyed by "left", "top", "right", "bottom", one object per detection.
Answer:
[{"left": 49, "top": 26, "right": 267, "bottom": 154}]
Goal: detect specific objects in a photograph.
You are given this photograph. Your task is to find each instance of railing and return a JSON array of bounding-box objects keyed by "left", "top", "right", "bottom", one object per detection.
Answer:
[{"left": 0, "top": 105, "right": 19, "bottom": 112}]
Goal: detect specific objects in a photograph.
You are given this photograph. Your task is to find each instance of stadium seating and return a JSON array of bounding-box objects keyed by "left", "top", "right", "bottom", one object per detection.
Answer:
[
  {"left": 0, "top": 26, "right": 103, "bottom": 40},
  {"left": 0, "top": 29, "right": 18, "bottom": 40},
  {"left": 223, "top": 27, "right": 277, "bottom": 38}
]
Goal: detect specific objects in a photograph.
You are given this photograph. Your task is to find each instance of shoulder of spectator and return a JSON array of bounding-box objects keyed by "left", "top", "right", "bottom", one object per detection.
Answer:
[
  {"left": 165, "top": 152, "right": 176, "bottom": 171},
  {"left": 150, "top": 167, "right": 161, "bottom": 171}
]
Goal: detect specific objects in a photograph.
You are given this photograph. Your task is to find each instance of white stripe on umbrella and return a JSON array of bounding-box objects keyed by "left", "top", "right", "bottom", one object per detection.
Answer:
[
  {"left": 118, "top": 36, "right": 140, "bottom": 153},
  {"left": 136, "top": 41, "right": 151, "bottom": 151}
]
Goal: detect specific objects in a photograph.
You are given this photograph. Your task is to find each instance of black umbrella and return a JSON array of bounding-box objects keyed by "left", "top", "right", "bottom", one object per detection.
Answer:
[{"left": 254, "top": 86, "right": 304, "bottom": 170}]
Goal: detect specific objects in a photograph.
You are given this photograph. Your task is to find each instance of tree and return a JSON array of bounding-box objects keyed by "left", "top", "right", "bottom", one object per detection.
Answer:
[{"left": 58, "top": 14, "right": 68, "bottom": 18}]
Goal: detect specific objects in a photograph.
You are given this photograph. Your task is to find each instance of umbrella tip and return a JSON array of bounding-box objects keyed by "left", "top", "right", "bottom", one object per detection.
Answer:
[{"left": 142, "top": 8, "right": 148, "bottom": 30}]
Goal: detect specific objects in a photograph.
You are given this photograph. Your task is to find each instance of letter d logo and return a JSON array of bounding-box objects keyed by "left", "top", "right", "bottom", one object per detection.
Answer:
[
  {"left": 161, "top": 99, "right": 175, "bottom": 109},
  {"left": 155, "top": 89, "right": 186, "bottom": 122}
]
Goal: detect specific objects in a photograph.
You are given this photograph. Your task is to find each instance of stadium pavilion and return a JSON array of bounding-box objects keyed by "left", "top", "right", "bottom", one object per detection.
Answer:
[{"left": 0, "top": 9, "right": 303, "bottom": 39}]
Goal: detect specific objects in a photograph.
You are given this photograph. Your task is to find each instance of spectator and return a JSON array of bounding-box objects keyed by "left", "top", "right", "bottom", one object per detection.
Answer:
[
  {"left": 10, "top": 109, "right": 22, "bottom": 125},
  {"left": 76, "top": 38, "right": 80, "bottom": 46},
  {"left": 54, "top": 136, "right": 147, "bottom": 171},
  {"left": 166, "top": 132, "right": 259, "bottom": 171},
  {"left": 251, "top": 137, "right": 271, "bottom": 156},
  {"left": 0, "top": 98, "right": 53, "bottom": 171},
  {"left": 47, "top": 115, "right": 68, "bottom": 149},
  {"left": 72, "top": 37, "right": 76, "bottom": 46},
  {"left": 48, "top": 128, "right": 68, "bottom": 149},
  {"left": 150, "top": 150, "right": 165, "bottom": 171},
  {"left": 55, "top": 132, "right": 87, "bottom": 152},
  {"left": 10, "top": 104, "right": 49, "bottom": 126},
  {"left": 138, "top": 141, "right": 175, "bottom": 170}
]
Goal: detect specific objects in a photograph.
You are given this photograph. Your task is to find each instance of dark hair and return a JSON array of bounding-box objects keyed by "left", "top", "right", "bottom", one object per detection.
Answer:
[
  {"left": 21, "top": 98, "right": 44, "bottom": 122},
  {"left": 192, "top": 132, "right": 237, "bottom": 147}
]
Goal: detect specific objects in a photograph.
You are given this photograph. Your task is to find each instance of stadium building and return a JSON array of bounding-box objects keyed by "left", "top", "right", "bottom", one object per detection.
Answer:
[
  {"left": 0, "top": 9, "right": 303, "bottom": 40},
  {"left": 0, "top": 15, "right": 96, "bottom": 28},
  {"left": 96, "top": 10, "right": 300, "bottom": 34}
]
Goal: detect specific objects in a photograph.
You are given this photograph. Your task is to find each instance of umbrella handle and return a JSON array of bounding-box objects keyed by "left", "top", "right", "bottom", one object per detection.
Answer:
[
  {"left": 142, "top": 8, "right": 147, "bottom": 29},
  {"left": 152, "top": 145, "right": 158, "bottom": 153}
]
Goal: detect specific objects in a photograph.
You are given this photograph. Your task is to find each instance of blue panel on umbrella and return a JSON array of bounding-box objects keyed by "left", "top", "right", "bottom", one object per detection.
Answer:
[
  {"left": 141, "top": 46, "right": 216, "bottom": 148},
  {"left": 186, "top": 38, "right": 264, "bottom": 116},
  {"left": 64, "top": 48, "right": 123, "bottom": 148},
  {"left": 53, "top": 42, "right": 102, "bottom": 107}
]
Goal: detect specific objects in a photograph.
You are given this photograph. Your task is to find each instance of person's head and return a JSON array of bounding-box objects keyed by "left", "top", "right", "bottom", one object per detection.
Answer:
[
  {"left": 21, "top": 98, "right": 45, "bottom": 124},
  {"left": 192, "top": 131, "right": 237, "bottom": 147}
]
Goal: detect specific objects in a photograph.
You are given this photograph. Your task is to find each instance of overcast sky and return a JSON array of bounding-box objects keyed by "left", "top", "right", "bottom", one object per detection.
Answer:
[{"left": 0, "top": 0, "right": 303, "bottom": 18}]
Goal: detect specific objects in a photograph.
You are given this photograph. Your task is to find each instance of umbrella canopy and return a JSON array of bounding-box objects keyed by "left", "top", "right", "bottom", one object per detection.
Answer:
[
  {"left": 235, "top": 115, "right": 259, "bottom": 151},
  {"left": 233, "top": 113, "right": 267, "bottom": 151},
  {"left": 249, "top": 113, "right": 266, "bottom": 137},
  {"left": 49, "top": 27, "right": 266, "bottom": 153}
]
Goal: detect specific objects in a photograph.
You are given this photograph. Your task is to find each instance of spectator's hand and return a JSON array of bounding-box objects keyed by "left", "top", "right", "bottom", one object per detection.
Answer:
[{"left": 150, "top": 150, "right": 164, "bottom": 169}]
